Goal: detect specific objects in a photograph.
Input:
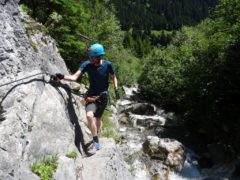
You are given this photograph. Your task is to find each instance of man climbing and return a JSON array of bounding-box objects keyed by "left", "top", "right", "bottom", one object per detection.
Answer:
[{"left": 55, "top": 43, "right": 120, "bottom": 155}]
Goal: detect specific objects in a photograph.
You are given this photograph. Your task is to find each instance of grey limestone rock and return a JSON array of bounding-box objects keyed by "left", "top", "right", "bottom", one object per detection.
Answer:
[
  {"left": 0, "top": 2, "right": 87, "bottom": 179},
  {"left": 82, "top": 138, "right": 133, "bottom": 180},
  {"left": 143, "top": 136, "right": 186, "bottom": 172},
  {"left": 0, "top": 2, "right": 133, "bottom": 180}
]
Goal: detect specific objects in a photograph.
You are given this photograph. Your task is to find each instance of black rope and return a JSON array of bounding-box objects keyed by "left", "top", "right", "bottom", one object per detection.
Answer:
[
  {"left": 0, "top": 73, "right": 87, "bottom": 97},
  {"left": 0, "top": 72, "right": 46, "bottom": 88},
  {"left": 0, "top": 78, "right": 47, "bottom": 105}
]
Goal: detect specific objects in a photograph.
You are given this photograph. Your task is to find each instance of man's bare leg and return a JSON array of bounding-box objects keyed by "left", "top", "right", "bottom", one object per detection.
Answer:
[
  {"left": 86, "top": 111, "right": 100, "bottom": 154},
  {"left": 86, "top": 111, "right": 97, "bottom": 137}
]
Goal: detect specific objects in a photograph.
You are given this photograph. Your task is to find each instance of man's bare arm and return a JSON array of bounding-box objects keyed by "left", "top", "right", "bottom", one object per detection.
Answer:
[
  {"left": 63, "top": 70, "right": 81, "bottom": 81},
  {"left": 112, "top": 74, "right": 120, "bottom": 99},
  {"left": 112, "top": 74, "right": 118, "bottom": 89}
]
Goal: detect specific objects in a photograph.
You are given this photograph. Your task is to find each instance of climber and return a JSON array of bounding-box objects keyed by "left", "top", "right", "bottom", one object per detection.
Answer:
[{"left": 55, "top": 43, "right": 120, "bottom": 155}]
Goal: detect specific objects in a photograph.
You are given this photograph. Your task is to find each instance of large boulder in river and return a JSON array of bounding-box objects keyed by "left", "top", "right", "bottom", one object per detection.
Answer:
[
  {"left": 122, "top": 85, "right": 138, "bottom": 100},
  {"left": 131, "top": 103, "right": 156, "bottom": 115},
  {"left": 117, "top": 101, "right": 156, "bottom": 115},
  {"left": 129, "top": 113, "right": 166, "bottom": 128},
  {"left": 143, "top": 136, "right": 186, "bottom": 172}
]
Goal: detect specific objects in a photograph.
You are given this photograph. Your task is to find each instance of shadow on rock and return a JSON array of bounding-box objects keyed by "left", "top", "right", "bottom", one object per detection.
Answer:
[{"left": 55, "top": 83, "right": 88, "bottom": 155}]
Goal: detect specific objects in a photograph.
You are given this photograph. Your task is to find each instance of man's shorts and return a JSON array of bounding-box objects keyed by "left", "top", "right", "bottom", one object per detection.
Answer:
[{"left": 85, "top": 98, "right": 108, "bottom": 118}]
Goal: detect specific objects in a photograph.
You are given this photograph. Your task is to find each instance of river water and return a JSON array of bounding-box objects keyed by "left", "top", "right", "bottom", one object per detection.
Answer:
[{"left": 114, "top": 87, "right": 204, "bottom": 180}]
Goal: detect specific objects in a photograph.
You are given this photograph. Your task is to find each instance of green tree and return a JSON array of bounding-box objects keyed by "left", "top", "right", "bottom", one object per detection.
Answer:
[
  {"left": 20, "top": 0, "right": 141, "bottom": 85},
  {"left": 139, "top": 0, "right": 240, "bottom": 152}
]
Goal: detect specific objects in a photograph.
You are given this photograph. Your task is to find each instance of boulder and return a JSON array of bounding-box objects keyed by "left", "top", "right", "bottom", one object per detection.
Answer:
[
  {"left": 116, "top": 100, "right": 134, "bottom": 114},
  {"left": 118, "top": 102, "right": 157, "bottom": 115},
  {"left": 131, "top": 103, "right": 156, "bottom": 115},
  {"left": 129, "top": 113, "right": 166, "bottom": 128},
  {"left": 122, "top": 85, "right": 138, "bottom": 99},
  {"left": 143, "top": 136, "right": 186, "bottom": 172},
  {"left": 119, "top": 115, "right": 130, "bottom": 125}
]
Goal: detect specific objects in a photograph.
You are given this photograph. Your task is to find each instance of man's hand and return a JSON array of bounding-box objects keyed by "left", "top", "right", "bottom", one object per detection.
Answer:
[
  {"left": 56, "top": 73, "right": 64, "bottom": 80},
  {"left": 114, "top": 87, "right": 120, "bottom": 100}
]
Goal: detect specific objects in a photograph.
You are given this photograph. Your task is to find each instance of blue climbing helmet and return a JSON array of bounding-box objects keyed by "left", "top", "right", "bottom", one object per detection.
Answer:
[{"left": 88, "top": 43, "right": 105, "bottom": 57}]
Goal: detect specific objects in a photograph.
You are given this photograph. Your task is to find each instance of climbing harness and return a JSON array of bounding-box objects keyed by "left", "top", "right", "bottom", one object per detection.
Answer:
[{"left": 84, "top": 91, "right": 108, "bottom": 103}]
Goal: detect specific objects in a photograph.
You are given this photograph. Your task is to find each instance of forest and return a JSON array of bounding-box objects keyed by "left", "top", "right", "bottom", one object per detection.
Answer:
[
  {"left": 110, "top": 0, "right": 218, "bottom": 30},
  {"left": 19, "top": 0, "right": 240, "bottom": 156}
]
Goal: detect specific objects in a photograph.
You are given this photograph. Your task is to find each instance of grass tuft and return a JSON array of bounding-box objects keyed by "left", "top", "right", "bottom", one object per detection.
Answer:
[
  {"left": 99, "top": 107, "right": 118, "bottom": 140},
  {"left": 66, "top": 151, "right": 77, "bottom": 159},
  {"left": 31, "top": 155, "right": 58, "bottom": 180}
]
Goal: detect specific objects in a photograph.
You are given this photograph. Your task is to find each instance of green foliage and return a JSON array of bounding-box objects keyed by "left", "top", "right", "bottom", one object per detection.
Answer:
[
  {"left": 20, "top": 4, "right": 33, "bottom": 16},
  {"left": 123, "top": 29, "right": 173, "bottom": 58},
  {"left": 128, "top": 164, "right": 136, "bottom": 175},
  {"left": 110, "top": 0, "right": 218, "bottom": 30},
  {"left": 31, "top": 156, "right": 58, "bottom": 180},
  {"left": 114, "top": 50, "right": 142, "bottom": 86},
  {"left": 19, "top": 0, "right": 140, "bottom": 85},
  {"left": 123, "top": 29, "right": 152, "bottom": 58},
  {"left": 66, "top": 151, "right": 78, "bottom": 159},
  {"left": 99, "top": 108, "right": 118, "bottom": 140},
  {"left": 30, "top": 41, "right": 38, "bottom": 52},
  {"left": 139, "top": 0, "right": 240, "bottom": 152}
]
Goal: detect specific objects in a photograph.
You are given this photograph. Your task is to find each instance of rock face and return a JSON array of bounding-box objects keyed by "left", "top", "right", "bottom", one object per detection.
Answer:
[
  {"left": 82, "top": 138, "right": 133, "bottom": 180},
  {"left": 0, "top": 1, "right": 88, "bottom": 179},
  {"left": 0, "top": 2, "right": 131, "bottom": 180}
]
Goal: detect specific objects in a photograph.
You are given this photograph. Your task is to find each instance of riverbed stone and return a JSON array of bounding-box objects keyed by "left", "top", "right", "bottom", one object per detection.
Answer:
[
  {"left": 118, "top": 102, "right": 157, "bottom": 115},
  {"left": 119, "top": 115, "right": 130, "bottom": 124},
  {"left": 143, "top": 136, "right": 186, "bottom": 172},
  {"left": 129, "top": 113, "right": 166, "bottom": 128},
  {"left": 131, "top": 103, "right": 156, "bottom": 115},
  {"left": 122, "top": 86, "right": 138, "bottom": 99}
]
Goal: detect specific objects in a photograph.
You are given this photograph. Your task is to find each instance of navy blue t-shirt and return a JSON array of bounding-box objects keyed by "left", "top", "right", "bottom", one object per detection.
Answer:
[{"left": 79, "top": 60, "right": 115, "bottom": 95}]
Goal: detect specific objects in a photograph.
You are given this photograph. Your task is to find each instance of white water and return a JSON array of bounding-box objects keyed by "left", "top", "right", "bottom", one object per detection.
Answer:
[
  {"left": 117, "top": 122, "right": 203, "bottom": 180},
  {"left": 117, "top": 87, "right": 204, "bottom": 180},
  {"left": 170, "top": 151, "right": 203, "bottom": 180}
]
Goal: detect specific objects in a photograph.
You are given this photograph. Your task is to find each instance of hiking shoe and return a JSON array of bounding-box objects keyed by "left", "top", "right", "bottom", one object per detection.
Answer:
[
  {"left": 93, "top": 141, "right": 101, "bottom": 150},
  {"left": 87, "top": 141, "right": 101, "bottom": 155}
]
